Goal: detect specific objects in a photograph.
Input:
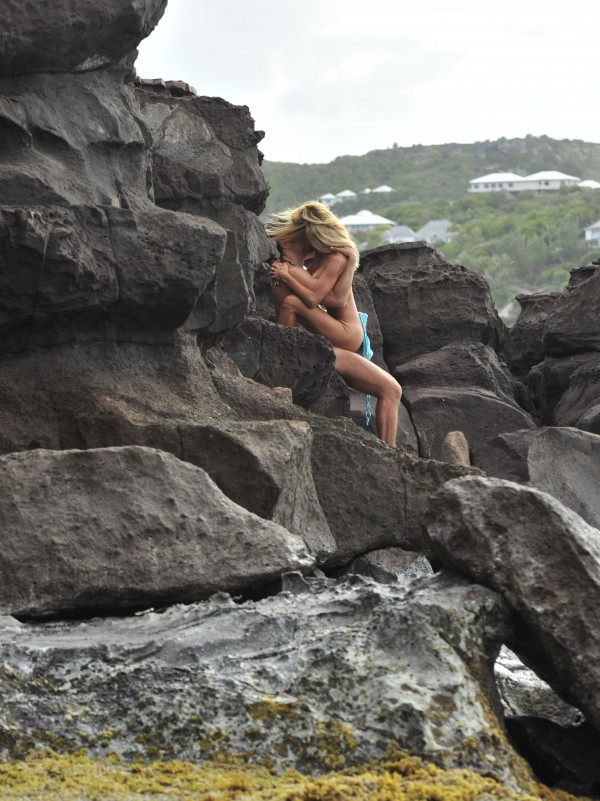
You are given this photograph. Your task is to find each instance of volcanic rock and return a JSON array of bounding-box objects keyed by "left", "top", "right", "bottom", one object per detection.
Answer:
[
  {"left": 426, "top": 475, "right": 600, "bottom": 732},
  {"left": 0, "top": 572, "right": 529, "bottom": 787},
  {"left": 0, "top": 445, "right": 313, "bottom": 618}
]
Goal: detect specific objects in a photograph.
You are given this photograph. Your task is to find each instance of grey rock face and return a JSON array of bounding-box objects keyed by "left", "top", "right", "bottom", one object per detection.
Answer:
[
  {"left": 0, "top": 573, "right": 526, "bottom": 785},
  {"left": 473, "top": 426, "right": 600, "bottom": 530},
  {"left": 426, "top": 475, "right": 600, "bottom": 732},
  {"left": 402, "top": 386, "right": 535, "bottom": 462},
  {"left": 0, "top": 446, "right": 313, "bottom": 618},
  {"left": 220, "top": 317, "right": 337, "bottom": 408},
  {"left": 339, "top": 547, "right": 433, "bottom": 583},
  {"left": 394, "top": 343, "right": 534, "bottom": 460},
  {"left": 0, "top": 70, "right": 151, "bottom": 209},
  {"left": 1, "top": 0, "right": 167, "bottom": 76},
  {"left": 394, "top": 343, "right": 516, "bottom": 401},
  {"left": 0, "top": 335, "right": 225, "bottom": 455},
  {"left": 308, "top": 417, "right": 478, "bottom": 563},
  {"left": 507, "top": 291, "right": 560, "bottom": 376},
  {"left": 360, "top": 243, "right": 505, "bottom": 368},
  {"left": 544, "top": 264, "right": 600, "bottom": 357},
  {"left": 179, "top": 419, "right": 336, "bottom": 562}
]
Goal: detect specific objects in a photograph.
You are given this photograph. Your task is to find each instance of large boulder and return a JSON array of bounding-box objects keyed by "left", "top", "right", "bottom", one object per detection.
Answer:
[
  {"left": 178, "top": 419, "right": 336, "bottom": 561},
  {"left": 543, "top": 264, "right": 600, "bottom": 357},
  {"left": 472, "top": 426, "right": 600, "bottom": 530},
  {"left": 360, "top": 243, "right": 505, "bottom": 369},
  {"left": 426, "top": 475, "right": 600, "bottom": 733},
  {"left": 308, "top": 416, "right": 478, "bottom": 563},
  {"left": 0, "top": 70, "right": 152, "bottom": 209},
  {"left": 0, "top": 572, "right": 531, "bottom": 789},
  {"left": 507, "top": 291, "right": 560, "bottom": 376},
  {"left": 0, "top": 335, "right": 226, "bottom": 454},
  {"left": 0, "top": 446, "right": 313, "bottom": 618},
  {"left": 134, "top": 84, "right": 272, "bottom": 334},
  {"left": 394, "top": 343, "right": 535, "bottom": 460},
  {"left": 220, "top": 317, "right": 338, "bottom": 409},
  {"left": 1, "top": 0, "right": 167, "bottom": 76}
]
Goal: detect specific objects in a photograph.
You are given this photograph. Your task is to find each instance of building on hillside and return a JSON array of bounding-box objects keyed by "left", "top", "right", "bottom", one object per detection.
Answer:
[
  {"left": 518, "top": 171, "right": 580, "bottom": 191},
  {"left": 372, "top": 184, "right": 394, "bottom": 193},
  {"left": 584, "top": 219, "right": 600, "bottom": 243},
  {"left": 468, "top": 173, "right": 524, "bottom": 192},
  {"left": 415, "top": 220, "right": 455, "bottom": 244},
  {"left": 579, "top": 180, "right": 600, "bottom": 190},
  {"left": 319, "top": 192, "right": 338, "bottom": 207},
  {"left": 384, "top": 224, "right": 417, "bottom": 244},
  {"left": 336, "top": 189, "right": 357, "bottom": 200},
  {"left": 339, "top": 209, "right": 395, "bottom": 234},
  {"left": 361, "top": 187, "right": 372, "bottom": 194},
  {"left": 469, "top": 170, "right": 581, "bottom": 193}
]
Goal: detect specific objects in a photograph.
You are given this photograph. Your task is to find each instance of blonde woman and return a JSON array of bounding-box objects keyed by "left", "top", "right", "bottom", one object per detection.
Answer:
[{"left": 266, "top": 201, "right": 402, "bottom": 446}]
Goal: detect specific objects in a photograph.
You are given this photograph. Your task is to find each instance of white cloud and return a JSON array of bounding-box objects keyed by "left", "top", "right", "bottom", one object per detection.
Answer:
[{"left": 135, "top": 0, "right": 600, "bottom": 163}]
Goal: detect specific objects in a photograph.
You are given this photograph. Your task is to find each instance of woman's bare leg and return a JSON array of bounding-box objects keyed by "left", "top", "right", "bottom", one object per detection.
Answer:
[
  {"left": 277, "top": 294, "right": 363, "bottom": 352},
  {"left": 333, "top": 347, "right": 402, "bottom": 446}
]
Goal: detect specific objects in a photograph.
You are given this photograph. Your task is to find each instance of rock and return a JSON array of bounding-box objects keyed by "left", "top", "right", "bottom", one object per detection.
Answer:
[
  {"left": 360, "top": 243, "right": 505, "bottom": 368},
  {"left": 178, "top": 419, "right": 336, "bottom": 562},
  {"left": 394, "top": 343, "right": 516, "bottom": 402},
  {"left": 336, "top": 547, "right": 433, "bottom": 583},
  {"left": 133, "top": 87, "right": 272, "bottom": 334},
  {"left": 495, "top": 646, "right": 583, "bottom": 727},
  {"left": 308, "top": 417, "right": 479, "bottom": 564},
  {"left": 1, "top": 0, "right": 167, "bottom": 76},
  {"left": 220, "top": 317, "right": 337, "bottom": 408},
  {"left": 135, "top": 89, "right": 268, "bottom": 214},
  {"left": 401, "top": 386, "right": 535, "bottom": 461},
  {"left": 426, "top": 475, "right": 600, "bottom": 732},
  {"left": 526, "top": 352, "right": 600, "bottom": 425},
  {"left": 0, "top": 335, "right": 226, "bottom": 455},
  {"left": 543, "top": 264, "right": 600, "bottom": 356},
  {"left": 0, "top": 70, "right": 151, "bottom": 209},
  {"left": 0, "top": 205, "right": 227, "bottom": 338},
  {"left": 553, "top": 360, "right": 600, "bottom": 433},
  {"left": 0, "top": 572, "right": 530, "bottom": 788},
  {"left": 0, "top": 446, "right": 313, "bottom": 618},
  {"left": 472, "top": 426, "right": 600, "bottom": 530},
  {"left": 393, "top": 343, "right": 534, "bottom": 459},
  {"left": 505, "top": 717, "right": 600, "bottom": 794},
  {"left": 440, "top": 430, "right": 471, "bottom": 466},
  {"left": 507, "top": 291, "right": 560, "bottom": 376}
]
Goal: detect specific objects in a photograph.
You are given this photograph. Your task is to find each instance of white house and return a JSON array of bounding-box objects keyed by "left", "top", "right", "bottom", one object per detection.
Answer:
[
  {"left": 318, "top": 192, "right": 337, "bottom": 207},
  {"left": 579, "top": 180, "right": 600, "bottom": 190},
  {"left": 584, "top": 219, "right": 600, "bottom": 243},
  {"left": 469, "top": 170, "right": 581, "bottom": 193},
  {"left": 415, "top": 220, "right": 455, "bottom": 244},
  {"left": 384, "top": 224, "right": 417, "bottom": 244},
  {"left": 469, "top": 173, "right": 524, "bottom": 192},
  {"left": 339, "top": 209, "right": 395, "bottom": 234},
  {"left": 517, "top": 171, "right": 581, "bottom": 191},
  {"left": 336, "top": 189, "right": 357, "bottom": 200},
  {"left": 372, "top": 184, "right": 394, "bottom": 193}
]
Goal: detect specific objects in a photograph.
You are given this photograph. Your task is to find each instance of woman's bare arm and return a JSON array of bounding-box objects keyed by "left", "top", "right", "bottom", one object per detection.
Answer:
[{"left": 270, "top": 253, "right": 347, "bottom": 308}]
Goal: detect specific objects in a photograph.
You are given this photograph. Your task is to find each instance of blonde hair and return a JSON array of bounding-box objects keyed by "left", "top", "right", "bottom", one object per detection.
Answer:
[{"left": 265, "top": 200, "right": 359, "bottom": 269}]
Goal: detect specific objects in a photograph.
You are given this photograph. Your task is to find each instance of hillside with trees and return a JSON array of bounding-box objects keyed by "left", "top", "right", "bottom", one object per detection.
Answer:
[{"left": 261, "top": 136, "right": 600, "bottom": 319}]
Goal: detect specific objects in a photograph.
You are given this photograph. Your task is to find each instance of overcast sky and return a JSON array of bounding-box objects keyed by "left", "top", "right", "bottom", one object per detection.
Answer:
[{"left": 135, "top": 0, "right": 599, "bottom": 164}]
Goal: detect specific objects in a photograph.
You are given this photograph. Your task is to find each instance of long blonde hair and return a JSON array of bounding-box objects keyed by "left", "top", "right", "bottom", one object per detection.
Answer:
[{"left": 265, "top": 201, "right": 359, "bottom": 269}]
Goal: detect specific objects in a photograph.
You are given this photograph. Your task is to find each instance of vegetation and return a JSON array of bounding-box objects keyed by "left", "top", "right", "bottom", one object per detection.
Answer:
[
  {"left": 261, "top": 136, "right": 600, "bottom": 321},
  {"left": 0, "top": 747, "right": 592, "bottom": 801}
]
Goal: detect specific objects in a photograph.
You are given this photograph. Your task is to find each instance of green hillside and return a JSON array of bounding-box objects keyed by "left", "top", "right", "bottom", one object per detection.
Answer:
[
  {"left": 261, "top": 135, "right": 600, "bottom": 215},
  {"left": 260, "top": 136, "right": 600, "bottom": 320}
]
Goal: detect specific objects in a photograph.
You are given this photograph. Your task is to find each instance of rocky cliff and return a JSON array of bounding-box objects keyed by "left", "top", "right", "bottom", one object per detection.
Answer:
[{"left": 2, "top": 2, "right": 600, "bottom": 799}]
